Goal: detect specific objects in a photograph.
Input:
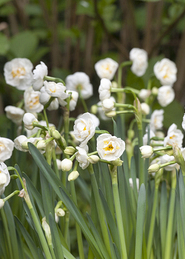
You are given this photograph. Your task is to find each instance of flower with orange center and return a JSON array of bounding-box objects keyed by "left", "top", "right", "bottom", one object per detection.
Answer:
[
  {"left": 95, "top": 58, "right": 118, "bottom": 80},
  {"left": 24, "top": 87, "right": 43, "bottom": 113},
  {"left": 97, "top": 133, "right": 125, "bottom": 161},
  {"left": 4, "top": 58, "right": 33, "bottom": 90},
  {"left": 164, "top": 123, "right": 183, "bottom": 148}
]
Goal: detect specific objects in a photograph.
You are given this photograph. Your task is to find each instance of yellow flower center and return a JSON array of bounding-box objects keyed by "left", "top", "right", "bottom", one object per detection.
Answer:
[
  {"left": 29, "top": 96, "right": 39, "bottom": 109},
  {"left": 49, "top": 87, "right": 56, "bottom": 93},
  {"left": 104, "top": 143, "right": 114, "bottom": 152},
  {"left": 11, "top": 67, "right": 26, "bottom": 78}
]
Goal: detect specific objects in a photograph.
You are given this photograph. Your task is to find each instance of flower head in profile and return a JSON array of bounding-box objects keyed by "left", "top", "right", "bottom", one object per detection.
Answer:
[
  {"left": 76, "top": 145, "right": 90, "bottom": 169},
  {"left": 102, "top": 97, "right": 115, "bottom": 113},
  {"left": 66, "top": 90, "right": 79, "bottom": 111},
  {"left": 44, "top": 81, "right": 68, "bottom": 100},
  {"left": 5, "top": 105, "right": 24, "bottom": 125},
  {"left": 138, "top": 89, "right": 151, "bottom": 101},
  {"left": 150, "top": 109, "right": 164, "bottom": 132},
  {"left": 73, "top": 112, "right": 96, "bottom": 146},
  {"left": 157, "top": 85, "right": 175, "bottom": 107},
  {"left": 0, "top": 162, "right": 10, "bottom": 195},
  {"left": 32, "top": 61, "right": 48, "bottom": 91},
  {"left": 98, "top": 78, "right": 112, "bottom": 101},
  {"left": 14, "top": 135, "right": 28, "bottom": 152},
  {"left": 154, "top": 58, "right": 177, "bottom": 86},
  {"left": 97, "top": 133, "right": 125, "bottom": 161},
  {"left": 23, "top": 113, "right": 38, "bottom": 130},
  {"left": 66, "top": 72, "right": 93, "bottom": 100},
  {"left": 129, "top": 48, "right": 148, "bottom": 77},
  {"left": 140, "top": 145, "right": 153, "bottom": 158},
  {"left": 77, "top": 113, "right": 100, "bottom": 128},
  {"left": 4, "top": 58, "right": 33, "bottom": 90},
  {"left": 24, "top": 87, "right": 43, "bottom": 113},
  {"left": 95, "top": 58, "right": 118, "bottom": 80},
  {"left": 0, "top": 138, "right": 14, "bottom": 162},
  {"left": 164, "top": 123, "right": 183, "bottom": 148}
]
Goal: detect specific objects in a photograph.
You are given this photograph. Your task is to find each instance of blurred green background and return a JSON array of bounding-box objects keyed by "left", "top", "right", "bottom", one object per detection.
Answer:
[{"left": 0, "top": 0, "right": 185, "bottom": 134}]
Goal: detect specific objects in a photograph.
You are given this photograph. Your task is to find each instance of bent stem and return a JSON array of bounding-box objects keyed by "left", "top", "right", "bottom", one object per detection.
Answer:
[{"left": 110, "top": 165, "right": 128, "bottom": 259}]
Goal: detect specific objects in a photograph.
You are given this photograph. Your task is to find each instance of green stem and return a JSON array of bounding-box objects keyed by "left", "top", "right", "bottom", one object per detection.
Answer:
[
  {"left": 44, "top": 76, "right": 65, "bottom": 85},
  {"left": 164, "top": 171, "right": 176, "bottom": 259},
  {"left": 52, "top": 149, "right": 60, "bottom": 179},
  {"left": 64, "top": 211, "right": 70, "bottom": 248},
  {"left": 79, "top": 90, "right": 88, "bottom": 112},
  {"left": 43, "top": 109, "right": 49, "bottom": 128},
  {"left": 95, "top": 130, "right": 109, "bottom": 134},
  {"left": 117, "top": 61, "right": 132, "bottom": 88},
  {"left": 114, "top": 103, "right": 136, "bottom": 110},
  {"left": 138, "top": 128, "right": 145, "bottom": 186},
  {"left": 88, "top": 164, "right": 111, "bottom": 257},
  {"left": 147, "top": 187, "right": 159, "bottom": 258},
  {"left": 3, "top": 190, "right": 20, "bottom": 202},
  {"left": 110, "top": 166, "right": 128, "bottom": 259},
  {"left": 44, "top": 97, "right": 55, "bottom": 110},
  {"left": 70, "top": 181, "right": 85, "bottom": 259},
  {"left": 63, "top": 103, "right": 70, "bottom": 145},
  {"left": 1, "top": 208, "right": 14, "bottom": 259}
]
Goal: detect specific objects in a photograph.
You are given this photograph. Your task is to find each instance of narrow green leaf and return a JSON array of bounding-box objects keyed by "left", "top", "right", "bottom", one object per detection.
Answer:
[
  {"left": 135, "top": 184, "right": 146, "bottom": 259},
  {"left": 15, "top": 216, "right": 43, "bottom": 259},
  {"left": 178, "top": 172, "right": 185, "bottom": 241},
  {"left": 49, "top": 213, "right": 64, "bottom": 259},
  {"left": 106, "top": 222, "right": 118, "bottom": 259}
]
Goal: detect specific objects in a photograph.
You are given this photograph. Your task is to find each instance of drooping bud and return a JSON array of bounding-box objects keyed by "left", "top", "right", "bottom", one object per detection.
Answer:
[
  {"left": 148, "top": 164, "right": 160, "bottom": 173},
  {"left": 64, "top": 146, "right": 76, "bottom": 156},
  {"left": 91, "top": 105, "right": 98, "bottom": 114},
  {"left": 68, "top": 171, "right": 79, "bottom": 181},
  {"left": 140, "top": 145, "right": 153, "bottom": 158},
  {"left": 88, "top": 155, "right": 99, "bottom": 164},
  {"left": 105, "top": 111, "right": 116, "bottom": 117},
  {"left": 37, "top": 140, "right": 46, "bottom": 150},
  {"left": 61, "top": 159, "right": 73, "bottom": 172}
]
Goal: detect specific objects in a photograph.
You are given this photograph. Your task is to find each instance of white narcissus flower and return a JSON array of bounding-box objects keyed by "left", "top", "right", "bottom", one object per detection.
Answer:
[
  {"left": 154, "top": 58, "right": 177, "bottom": 86},
  {"left": 129, "top": 48, "right": 148, "bottom": 77},
  {"left": 157, "top": 85, "right": 175, "bottom": 107},
  {"left": 0, "top": 162, "right": 10, "bottom": 195},
  {"left": 66, "top": 90, "right": 79, "bottom": 111},
  {"left": 97, "top": 101, "right": 110, "bottom": 121},
  {"left": 66, "top": 72, "right": 93, "bottom": 100},
  {"left": 5, "top": 105, "right": 24, "bottom": 125},
  {"left": 0, "top": 138, "right": 14, "bottom": 162},
  {"left": 44, "top": 81, "right": 68, "bottom": 100},
  {"left": 39, "top": 87, "right": 59, "bottom": 110},
  {"left": 98, "top": 78, "right": 112, "bottom": 101},
  {"left": 14, "top": 135, "right": 28, "bottom": 152},
  {"left": 138, "top": 89, "right": 151, "bottom": 101},
  {"left": 150, "top": 109, "right": 164, "bottom": 132},
  {"left": 140, "top": 145, "right": 153, "bottom": 158},
  {"left": 76, "top": 146, "right": 89, "bottom": 169},
  {"left": 68, "top": 171, "right": 79, "bottom": 181},
  {"left": 102, "top": 98, "right": 115, "bottom": 112},
  {"left": 97, "top": 133, "right": 125, "bottom": 161},
  {"left": 95, "top": 58, "right": 118, "bottom": 80},
  {"left": 141, "top": 103, "right": 150, "bottom": 115},
  {"left": 164, "top": 124, "right": 183, "bottom": 148},
  {"left": 4, "top": 58, "right": 33, "bottom": 90},
  {"left": 32, "top": 61, "right": 48, "bottom": 91},
  {"left": 24, "top": 87, "right": 43, "bottom": 113},
  {"left": 23, "top": 113, "right": 38, "bottom": 130},
  {"left": 77, "top": 113, "right": 100, "bottom": 128},
  {"left": 60, "top": 159, "right": 73, "bottom": 172},
  {"left": 73, "top": 112, "right": 96, "bottom": 146}
]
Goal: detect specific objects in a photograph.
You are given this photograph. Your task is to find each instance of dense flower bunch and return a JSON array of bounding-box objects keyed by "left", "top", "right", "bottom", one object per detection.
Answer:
[{"left": 1, "top": 49, "right": 185, "bottom": 259}]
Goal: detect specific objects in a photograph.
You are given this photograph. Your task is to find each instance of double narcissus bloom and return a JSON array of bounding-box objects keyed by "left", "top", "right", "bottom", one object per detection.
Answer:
[
  {"left": 0, "top": 138, "right": 14, "bottom": 162},
  {"left": 32, "top": 61, "right": 48, "bottom": 91},
  {"left": 129, "top": 48, "right": 148, "bottom": 77},
  {"left": 0, "top": 162, "right": 10, "bottom": 195},
  {"left": 97, "top": 133, "right": 125, "bottom": 161},
  {"left": 5, "top": 105, "right": 24, "bottom": 125},
  {"left": 154, "top": 58, "right": 177, "bottom": 86},
  {"left": 157, "top": 85, "right": 175, "bottom": 107},
  {"left": 24, "top": 87, "right": 44, "bottom": 113},
  {"left": 150, "top": 109, "right": 164, "bottom": 132},
  {"left": 95, "top": 58, "right": 118, "bottom": 80}
]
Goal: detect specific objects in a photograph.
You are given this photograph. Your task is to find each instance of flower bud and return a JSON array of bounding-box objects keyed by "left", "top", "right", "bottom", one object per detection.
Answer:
[
  {"left": 64, "top": 146, "right": 76, "bottom": 156},
  {"left": 0, "top": 199, "right": 4, "bottom": 209},
  {"left": 111, "top": 81, "right": 118, "bottom": 88},
  {"left": 56, "top": 208, "right": 65, "bottom": 217},
  {"left": 91, "top": 105, "right": 98, "bottom": 114},
  {"left": 148, "top": 164, "right": 160, "bottom": 173},
  {"left": 141, "top": 103, "right": 150, "bottom": 115},
  {"left": 152, "top": 87, "right": 158, "bottom": 96},
  {"left": 61, "top": 159, "right": 73, "bottom": 171},
  {"left": 88, "top": 155, "right": 99, "bottom": 164},
  {"left": 68, "top": 171, "right": 79, "bottom": 181},
  {"left": 111, "top": 158, "right": 123, "bottom": 166},
  {"left": 128, "top": 129, "right": 134, "bottom": 140},
  {"left": 140, "top": 145, "right": 153, "bottom": 158},
  {"left": 51, "top": 129, "right": 61, "bottom": 140},
  {"left": 42, "top": 217, "right": 52, "bottom": 245},
  {"left": 105, "top": 111, "right": 116, "bottom": 117}
]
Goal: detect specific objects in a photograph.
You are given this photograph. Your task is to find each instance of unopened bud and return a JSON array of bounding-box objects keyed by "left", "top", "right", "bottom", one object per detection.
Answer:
[
  {"left": 141, "top": 103, "right": 150, "bottom": 115},
  {"left": 140, "top": 145, "right": 153, "bottom": 158},
  {"left": 42, "top": 217, "right": 52, "bottom": 245},
  {"left": 0, "top": 199, "right": 4, "bottom": 209},
  {"left": 111, "top": 158, "right": 123, "bottom": 166},
  {"left": 105, "top": 111, "right": 116, "bottom": 117},
  {"left": 152, "top": 87, "right": 158, "bottom": 95},
  {"left": 64, "top": 146, "right": 76, "bottom": 156},
  {"left": 148, "top": 164, "right": 160, "bottom": 173},
  {"left": 91, "top": 105, "right": 98, "bottom": 114},
  {"left": 111, "top": 81, "right": 118, "bottom": 88},
  {"left": 51, "top": 129, "right": 61, "bottom": 140},
  {"left": 68, "top": 171, "right": 79, "bottom": 181},
  {"left": 61, "top": 159, "right": 73, "bottom": 172},
  {"left": 128, "top": 129, "right": 134, "bottom": 140},
  {"left": 88, "top": 155, "right": 99, "bottom": 164},
  {"left": 56, "top": 208, "right": 65, "bottom": 217}
]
